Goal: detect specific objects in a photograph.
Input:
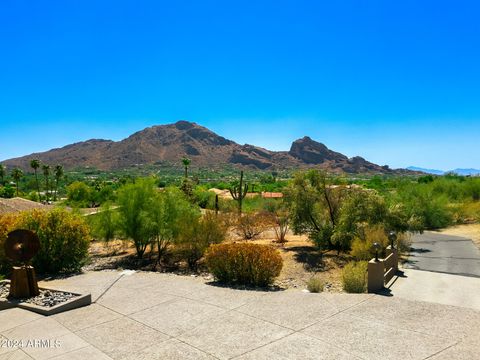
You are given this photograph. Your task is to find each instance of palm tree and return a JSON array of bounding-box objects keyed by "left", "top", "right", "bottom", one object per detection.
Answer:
[
  {"left": 11, "top": 168, "right": 23, "bottom": 196},
  {"left": 53, "top": 165, "right": 64, "bottom": 201},
  {"left": 42, "top": 164, "right": 51, "bottom": 201},
  {"left": 182, "top": 157, "right": 191, "bottom": 178},
  {"left": 30, "top": 159, "right": 41, "bottom": 200},
  {"left": 0, "top": 164, "right": 5, "bottom": 186}
]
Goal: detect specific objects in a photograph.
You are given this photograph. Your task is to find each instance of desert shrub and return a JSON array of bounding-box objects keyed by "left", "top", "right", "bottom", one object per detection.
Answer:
[
  {"left": 0, "top": 185, "right": 15, "bottom": 199},
  {"left": 396, "top": 232, "right": 412, "bottom": 253},
  {"left": 0, "top": 213, "right": 21, "bottom": 275},
  {"left": 91, "top": 202, "right": 118, "bottom": 244},
  {"left": 342, "top": 261, "right": 367, "bottom": 293},
  {"left": 263, "top": 200, "right": 290, "bottom": 244},
  {"left": 17, "top": 209, "right": 90, "bottom": 274},
  {"left": 193, "top": 188, "right": 216, "bottom": 209},
  {"left": 235, "top": 212, "right": 270, "bottom": 240},
  {"left": 205, "top": 243, "right": 283, "bottom": 287},
  {"left": 306, "top": 277, "right": 324, "bottom": 293},
  {"left": 176, "top": 212, "right": 227, "bottom": 270},
  {"left": 350, "top": 226, "right": 389, "bottom": 261},
  {"left": 66, "top": 181, "right": 92, "bottom": 207}
]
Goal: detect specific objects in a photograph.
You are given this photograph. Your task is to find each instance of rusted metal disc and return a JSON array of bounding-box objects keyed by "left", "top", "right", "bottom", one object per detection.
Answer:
[{"left": 4, "top": 229, "right": 40, "bottom": 262}]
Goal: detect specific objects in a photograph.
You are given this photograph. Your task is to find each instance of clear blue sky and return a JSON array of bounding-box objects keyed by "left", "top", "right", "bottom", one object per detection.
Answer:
[{"left": 1, "top": 0, "right": 479, "bottom": 170}]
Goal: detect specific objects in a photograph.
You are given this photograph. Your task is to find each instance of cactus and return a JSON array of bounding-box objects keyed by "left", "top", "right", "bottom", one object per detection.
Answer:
[{"left": 229, "top": 170, "right": 248, "bottom": 214}]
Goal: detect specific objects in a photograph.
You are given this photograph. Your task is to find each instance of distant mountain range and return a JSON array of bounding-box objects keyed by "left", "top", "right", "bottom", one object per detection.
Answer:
[
  {"left": 2, "top": 120, "right": 414, "bottom": 174},
  {"left": 407, "top": 166, "right": 480, "bottom": 176}
]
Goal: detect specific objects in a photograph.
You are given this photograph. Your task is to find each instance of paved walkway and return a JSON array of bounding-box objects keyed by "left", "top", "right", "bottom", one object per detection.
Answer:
[{"left": 0, "top": 270, "right": 479, "bottom": 359}]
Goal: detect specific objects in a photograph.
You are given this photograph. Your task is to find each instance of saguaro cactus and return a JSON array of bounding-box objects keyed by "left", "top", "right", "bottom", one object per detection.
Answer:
[{"left": 229, "top": 170, "right": 248, "bottom": 214}]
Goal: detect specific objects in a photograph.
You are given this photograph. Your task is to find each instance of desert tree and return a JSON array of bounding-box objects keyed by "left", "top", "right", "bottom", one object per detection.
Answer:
[
  {"left": 30, "top": 159, "right": 41, "bottom": 200},
  {"left": 54, "top": 165, "right": 64, "bottom": 200},
  {"left": 181, "top": 157, "right": 191, "bottom": 178},
  {"left": 286, "top": 170, "right": 348, "bottom": 251},
  {"left": 0, "top": 164, "right": 5, "bottom": 185},
  {"left": 11, "top": 168, "right": 23, "bottom": 196},
  {"left": 116, "top": 179, "right": 156, "bottom": 258},
  {"left": 42, "top": 164, "right": 51, "bottom": 201}
]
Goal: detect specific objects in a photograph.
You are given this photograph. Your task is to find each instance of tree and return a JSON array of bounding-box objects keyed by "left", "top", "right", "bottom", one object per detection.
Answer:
[
  {"left": 30, "top": 159, "right": 41, "bottom": 200},
  {"left": 42, "top": 164, "right": 51, "bottom": 201},
  {"left": 0, "top": 164, "right": 5, "bottom": 185},
  {"left": 11, "top": 168, "right": 23, "bottom": 196},
  {"left": 287, "top": 170, "right": 347, "bottom": 251},
  {"left": 116, "top": 179, "right": 157, "bottom": 258},
  {"left": 182, "top": 157, "right": 191, "bottom": 178},
  {"left": 148, "top": 187, "right": 199, "bottom": 265},
  {"left": 53, "top": 165, "right": 64, "bottom": 201},
  {"left": 66, "top": 181, "right": 92, "bottom": 207}
]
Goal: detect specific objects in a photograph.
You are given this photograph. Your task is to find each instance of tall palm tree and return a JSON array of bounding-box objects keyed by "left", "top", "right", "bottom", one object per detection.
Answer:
[
  {"left": 11, "top": 168, "right": 23, "bottom": 196},
  {"left": 53, "top": 165, "right": 64, "bottom": 201},
  {"left": 30, "top": 159, "right": 41, "bottom": 200},
  {"left": 182, "top": 157, "right": 191, "bottom": 178},
  {"left": 0, "top": 164, "right": 5, "bottom": 186},
  {"left": 42, "top": 164, "right": 51, "bottom": 201}
]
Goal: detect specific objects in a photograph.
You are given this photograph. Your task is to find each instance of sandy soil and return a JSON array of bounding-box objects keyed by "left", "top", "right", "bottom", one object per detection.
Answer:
[
  {"left": 86, "top": 228, "right": 350, "bottom": 292},
  {"left": 433, "top": 224, "right": 480, "bottom": 249}
]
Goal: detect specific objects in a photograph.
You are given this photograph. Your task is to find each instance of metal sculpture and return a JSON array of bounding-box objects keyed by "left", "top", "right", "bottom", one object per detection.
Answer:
[{"left": 4, "top": 229, "right": 40, "bottom": 298}]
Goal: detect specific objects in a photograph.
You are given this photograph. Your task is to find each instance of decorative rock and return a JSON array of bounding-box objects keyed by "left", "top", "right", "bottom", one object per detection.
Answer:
[{"left": 0, "top": 282, "right": 78, "bottom": 307}]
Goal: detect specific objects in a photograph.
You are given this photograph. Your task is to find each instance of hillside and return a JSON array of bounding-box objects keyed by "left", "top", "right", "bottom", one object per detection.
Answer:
[{"left": 2, "top": 120, "right": 407, "bottom": 174}]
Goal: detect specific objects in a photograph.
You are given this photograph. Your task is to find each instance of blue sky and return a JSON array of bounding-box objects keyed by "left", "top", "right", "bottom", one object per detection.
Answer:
[{"left": 1, "top": 0, "right": 479, "bottom": 170}]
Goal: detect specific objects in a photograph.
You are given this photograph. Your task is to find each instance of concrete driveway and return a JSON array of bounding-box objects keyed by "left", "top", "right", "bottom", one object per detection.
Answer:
[
  {"left": 0, "top": 270, "right": 479, "bottom": 359},
  {"left": 391, "top": 232, "right": 480, "bottom": 310},
  {"left": 403, "top": 232, "right": 480, "bottom": 277}
]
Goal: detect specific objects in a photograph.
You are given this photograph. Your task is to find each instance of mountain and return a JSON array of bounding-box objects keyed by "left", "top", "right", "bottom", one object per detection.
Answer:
[
  {"left": 2, "top": 120, "right": 410, "bottom": 174},
  {"left": 450, "top": 168, "right": 480, "bottom": 176},
  {"left": 407, "top": 166, "right": 480, "bottom": 176},
  {"left": 406, "top": 166, "right": 445, "bottom": 175}
]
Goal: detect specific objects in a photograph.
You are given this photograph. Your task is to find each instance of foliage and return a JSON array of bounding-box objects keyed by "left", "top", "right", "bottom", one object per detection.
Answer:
[
  {"left": 67, "top": 181, "right": 93, "bottom": 207},
  {"left": 235, "top": 211, "right": 270, "bottom": 240},
  {"left": 263, "top": 199, "right": 290, "bottom": 243},
  {"left": 0, "top": 209, "right": 90, "bottom": 274},
  {"left": 91, "top": 202, "right": 118, "bottom": 243},
  {"left": 350, "top": 226, "right": 389, "bottom": 261},
  {"left": 205, "top": 243, "right": 283, "bottom": 287},
  {"left": 147, "top": 187, "right": 200, "bottom": 263},
  {"left": 0, "top": 185, "right": 15, "bottom": 198},
  {"left": 193, "top": 187, "right": 216, "bottom": 209},
  {"left": 287, "top": 170, "right": 422, "bottom": 252},
  {"left": 306, "top": 277, "right": 324, "bottom": 293},
  {"left": 176, "top": 212, "right": 227, "bottom": 270},
  {"left": 287, "top": 170, "right": 348, "bottom": 251},
  {"left": 0, "top": 213, "right": 20, "bottom": 275},
  {"left": 116, "top": 179, "right": 157, "bottom": 258},
  {"left": 342, "top": 261, "right": 367, "bottom": 293}
]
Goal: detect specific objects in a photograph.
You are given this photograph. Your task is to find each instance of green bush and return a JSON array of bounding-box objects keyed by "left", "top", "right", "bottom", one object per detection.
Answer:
[
  {"left": 176, "top": 212, "right": 227, "bottom": 270},
  {"left": 205, "top": 243, "right": 283, "bottom": 287},
  {"left": 342, "top": 261, "right": 367, "bottom": 293},
  {"left": 306, "top": 277, "right": 324, "bottom": 293},
  {"left": 2, "top": 209, "right": 90, "bottom": 274},
  {"left": 350, "top": 226, "right": 389, "bottom": 261}
]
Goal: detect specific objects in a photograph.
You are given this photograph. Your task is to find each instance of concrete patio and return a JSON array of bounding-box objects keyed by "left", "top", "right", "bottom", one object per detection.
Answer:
[{"left": 0, "top": 270, "right": 478, "bottom": 360}]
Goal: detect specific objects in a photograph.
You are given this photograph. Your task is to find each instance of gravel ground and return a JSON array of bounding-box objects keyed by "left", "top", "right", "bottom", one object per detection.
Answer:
[{"left": 0, "top": 282, "right": 78, "bottom": 307}]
